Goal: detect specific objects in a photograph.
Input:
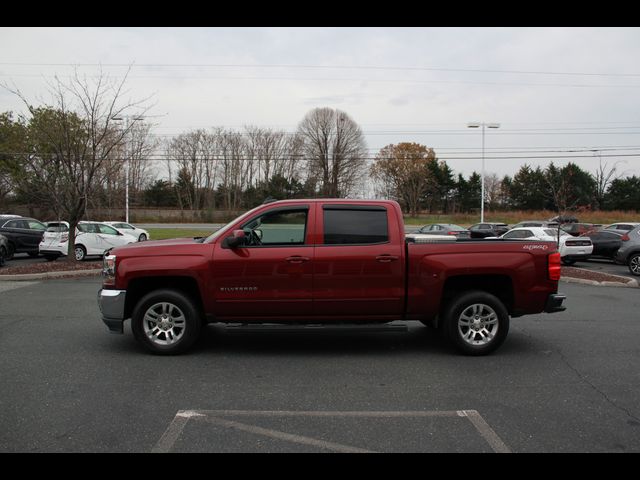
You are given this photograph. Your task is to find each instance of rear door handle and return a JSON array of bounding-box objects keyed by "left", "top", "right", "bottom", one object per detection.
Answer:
[
  {"left": 376, "top": 255, "right": 399, "bottom": 263},
  {"left": 285, "top": 256, "right": 310, "bottom": 264}
]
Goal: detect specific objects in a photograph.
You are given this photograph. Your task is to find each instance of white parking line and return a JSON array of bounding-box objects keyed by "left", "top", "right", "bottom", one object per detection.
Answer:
[{"left": 152, "top": 409, "right": 511, "bottom": 453}]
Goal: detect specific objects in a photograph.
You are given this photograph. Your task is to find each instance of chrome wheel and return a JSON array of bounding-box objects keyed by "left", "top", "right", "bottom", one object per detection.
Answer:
[
  {"left": 142, "top": 302, "right": 187, "bottom": 346},
  {"left": 139, "top": 233, "right": 147, "bottom": 242},
  {"left": 457, "top": 303, "right": 499, "bottom": 347},
  {"left": 630, "top": 255, "right": 640, "bottom": 276}
]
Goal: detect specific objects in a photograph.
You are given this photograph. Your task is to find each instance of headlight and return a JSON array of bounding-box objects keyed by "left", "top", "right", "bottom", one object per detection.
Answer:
[{"left": 102, "top": 254, "right": 116, "bottom": 286}]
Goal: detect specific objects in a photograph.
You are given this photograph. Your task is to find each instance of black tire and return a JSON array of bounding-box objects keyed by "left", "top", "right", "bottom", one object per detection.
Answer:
[
  {"left": 131, "top": 289, "right": 203, "bottom": 355},
  {"left": 0, "top": 245, "right": 6, "bottom": 267},
  {"left": 442, "top": 290, "right": 510, "bottom": 356},
  {"left": 6, "top": 243, "right": 15, "bottom": 260},
  {"left": 138, "top": 233, "right": 147, "bottom": 242},
  {"left": 628, "top": 253, "right": 640, "bottom": 277},
  {"left": 561, "top": 258, "right": 576, "bottom": 266},
  {"left": 74, "top": 244, "right": 86, "bottom": 261},
  {"left": 44, "top": 255, "right": 58, "bottom": 262}
]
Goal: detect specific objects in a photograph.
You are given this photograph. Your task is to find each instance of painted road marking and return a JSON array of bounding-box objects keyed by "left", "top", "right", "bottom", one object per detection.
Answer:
[{"left": 152, "top": 409, "right": 511, "bottom": 453}]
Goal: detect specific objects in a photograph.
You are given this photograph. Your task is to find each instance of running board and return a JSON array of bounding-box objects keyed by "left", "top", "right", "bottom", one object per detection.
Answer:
[{"left": 224, "top": 322, "right": 408, "bottom": 334}]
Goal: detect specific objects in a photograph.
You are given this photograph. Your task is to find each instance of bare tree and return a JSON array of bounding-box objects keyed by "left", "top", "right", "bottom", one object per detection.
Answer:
[
  {"left": 593, "top": 153, "right": 623, "bottom": 210},
  {"left": 3, "top": 69, "right": 153, "bottom": 261},
  {"left": 297, "top": 107, "right": 367, "bottom": 197}
]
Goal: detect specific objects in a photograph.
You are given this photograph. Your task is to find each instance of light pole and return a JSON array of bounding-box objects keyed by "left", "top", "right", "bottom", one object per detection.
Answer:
[
  {"left": 112, "top": 115, "right": 144, "bottom": 223},
  {"left": 467, "top": 122, "right": 500, "bottom": 223}
]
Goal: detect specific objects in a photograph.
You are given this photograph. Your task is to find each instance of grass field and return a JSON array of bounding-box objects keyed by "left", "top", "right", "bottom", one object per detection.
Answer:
[{"left": 146, "top": 228, "right": 214, "bottom": 240}]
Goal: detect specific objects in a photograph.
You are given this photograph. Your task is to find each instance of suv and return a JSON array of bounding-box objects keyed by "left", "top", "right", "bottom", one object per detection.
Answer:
[
  {"left": 615, "top": 225, "right": 640, "bottom": 276},
  {"left": 468, "top": 222, "right": 510, "bottom": 238},
  {"left": 0, "top": 215, "right": 47, "bottom": 259}
]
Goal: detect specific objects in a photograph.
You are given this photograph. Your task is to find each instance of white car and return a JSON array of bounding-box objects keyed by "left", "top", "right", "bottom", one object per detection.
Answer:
[
  {"left": 103, "top": 221, "right": 150, "bottom": 242},
  {"left": 500, "top": 227, "right": 593, "bottom": 265},
  {"left": 39, "top": 221, "right": 137, "bottom": 261}
]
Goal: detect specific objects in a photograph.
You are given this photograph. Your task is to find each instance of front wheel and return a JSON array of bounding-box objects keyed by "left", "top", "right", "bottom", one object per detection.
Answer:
[
  {"left": 131, "top": 289, "right": 203, "bottom": 355},
  {"left": 138, "top": 233, "right": 147, "bottom": 242},
  {"left": 442, "top": 291, "right": 510, "bottom": 356},
  {"left": 628, "top": 253, "right": 640, "bottom": 276}
]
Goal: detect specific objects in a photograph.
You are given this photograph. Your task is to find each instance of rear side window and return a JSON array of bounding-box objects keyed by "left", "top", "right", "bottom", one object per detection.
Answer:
[{"left": 323, "top": 207, "right": 388, "bottom": 245}]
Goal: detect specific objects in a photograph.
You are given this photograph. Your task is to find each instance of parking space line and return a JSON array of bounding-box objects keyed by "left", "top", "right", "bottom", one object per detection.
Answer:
[
  {"left": 460, "top": 410, "right": 511, "bottom": 453},
  {"left": 202, "top": 416, "right": 375, "bottom": 453},
  {"left": 152, "top": 409, "right": 511, "bottom": 453}
]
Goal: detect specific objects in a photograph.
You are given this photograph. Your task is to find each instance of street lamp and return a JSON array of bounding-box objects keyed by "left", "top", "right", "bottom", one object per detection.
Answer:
[
  {"left": 467, "top": 122, "right": 500, "bottom": 223},
  {"left": 112, "top": 115, "right": 144, "bottom": 223}
]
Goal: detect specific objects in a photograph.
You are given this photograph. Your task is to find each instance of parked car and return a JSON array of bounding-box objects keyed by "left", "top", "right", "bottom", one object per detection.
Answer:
[
  {"left": 561, "top": 223, "right": 602, "bottom": 237},
  {"left": 580, "top": 230, "right": 623, "bottom": 261},
  {"left": 614, "top": 225, "right": 640, "bottom": 276},
  {"left": 413, "top": 223, "right": 471, "bottom": 238},
  {"left": 468, "top": 222, "right": 510, "bottom": 238},
  {"left": 603, "top": 222, "right": 640, "bottom": 235},
  {"left": 0, "top": 216, "right": 47, "bottom": 259},
  {"left": 511, "top": 220, "right": 559, "bottom": 229},
  {"left": 548, "top": 214, "right": 579, "bottom": 224},
  {"left": 0, "top": 233, "right": 8, "bottom": 267},
  {"left": 40, "top": 221, "right": 137, "bottom": 261},
  {"left": 103, "top": 222, "right": 150, "bottom": 242},
  {"left": 500, "top": 227, "right": 593, "bottom": 265}
]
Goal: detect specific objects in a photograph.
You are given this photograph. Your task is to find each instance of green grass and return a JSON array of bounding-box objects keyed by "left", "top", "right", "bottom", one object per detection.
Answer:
[{"left": 146, "top": 228, "right": 214, "bottom": 240}]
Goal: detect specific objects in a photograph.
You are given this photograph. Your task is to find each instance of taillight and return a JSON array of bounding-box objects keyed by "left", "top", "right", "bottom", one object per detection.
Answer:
[
  {"left": 61, "top": 233, "right": 69, "bottom": 242},
  {"left": 448, "top": 231, "right": 457, "bottom": 235},
  {"left": 548, "top": 252, "right": 561, "bottom": 281},
  {"left": 621, "top": 234, "right": 630, "bottom": 241}
]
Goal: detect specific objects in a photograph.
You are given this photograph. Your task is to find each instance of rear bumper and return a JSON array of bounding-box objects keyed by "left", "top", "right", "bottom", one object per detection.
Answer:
[
  {"left": 98, "top": 288, "right": 126, "bottom": 334},
  {"left": 544, "top": 293, "right": 567, "bottom": 313}
]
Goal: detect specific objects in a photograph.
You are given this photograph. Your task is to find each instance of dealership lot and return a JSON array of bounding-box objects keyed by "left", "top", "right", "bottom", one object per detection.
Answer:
[{"left": 0, "top": 278, "right": 639, "bottom": 452}]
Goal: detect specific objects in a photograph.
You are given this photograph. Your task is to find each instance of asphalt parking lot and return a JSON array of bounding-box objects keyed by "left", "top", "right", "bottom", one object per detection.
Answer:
[{"left": 1, "top": 278, "right": 639, "bottom": 452}]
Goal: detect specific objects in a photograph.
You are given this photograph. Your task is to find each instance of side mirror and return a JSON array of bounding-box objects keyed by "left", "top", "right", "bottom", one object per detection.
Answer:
[{"left": 223, "top": 229, "right": 246, "bottom": 249}]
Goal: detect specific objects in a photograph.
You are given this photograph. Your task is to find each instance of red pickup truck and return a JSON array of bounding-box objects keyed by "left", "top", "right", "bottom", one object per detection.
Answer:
[{"left": 98, "top": 199, "right": 566, "bottom": 356}]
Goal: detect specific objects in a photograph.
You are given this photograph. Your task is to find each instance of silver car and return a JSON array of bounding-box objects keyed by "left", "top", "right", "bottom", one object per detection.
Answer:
[{"left": 615, "top": 225, "right": 640, "bottom": 276}]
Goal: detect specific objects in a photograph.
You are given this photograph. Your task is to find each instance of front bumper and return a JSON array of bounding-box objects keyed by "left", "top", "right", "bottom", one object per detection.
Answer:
[
  {"left": 544, "top": 293, "right": 567, "bottom": 313},
  {"left": 98, "top": 288, "right": 126, "bottom": 334}
]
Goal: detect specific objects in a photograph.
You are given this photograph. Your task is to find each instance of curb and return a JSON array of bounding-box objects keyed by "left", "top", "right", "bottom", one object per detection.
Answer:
[
  {"left": 561, "top": 275, "right": 639, "bottom": 288},
  {"left": 0, "top": 269, "right": 101, "bottom": 281}
]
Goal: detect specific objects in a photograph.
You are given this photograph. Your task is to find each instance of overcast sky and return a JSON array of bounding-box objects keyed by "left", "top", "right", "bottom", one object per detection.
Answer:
[{"left": 2, "top": 26, "right": 640, "bottom": 183}]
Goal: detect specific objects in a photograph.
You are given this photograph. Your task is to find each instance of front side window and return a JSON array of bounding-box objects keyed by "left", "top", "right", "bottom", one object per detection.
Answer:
[
  {"left": 241, "top": 209, "right": 308, "bottom": 246},
  {"left": 28, "top": 220, "right": 46, "bottom": 231},
  {"left": 323, "top": 207, "right": 388, "bottom": 245},
  {"left": 98, "top": 224, "right": 120, "bottom": 235}
]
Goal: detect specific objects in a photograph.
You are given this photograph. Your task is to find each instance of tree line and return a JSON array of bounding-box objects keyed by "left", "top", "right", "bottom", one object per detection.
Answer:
[{"left": 1, "top": 72, "right": 639, "bottom": 227}]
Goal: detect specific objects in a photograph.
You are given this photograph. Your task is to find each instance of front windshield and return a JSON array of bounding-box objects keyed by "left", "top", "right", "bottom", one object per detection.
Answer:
[{"left": 203, "top": 204, "right": 265, "bottom": 243}]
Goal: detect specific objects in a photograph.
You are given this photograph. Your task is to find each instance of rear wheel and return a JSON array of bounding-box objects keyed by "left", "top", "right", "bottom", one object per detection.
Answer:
[
  {"left": 74, "top": 245, "right": 86, "bottom": 261},
  {"left": 629, "top": 253, "right": 640, "bottom": 276},
  {"left": 561, "top": 257, "right": 576, "bottom": 266},
  {"left": 442, "top": 291, "right": 510, "bottom": 356},
  {"left": 131, "top": 289, "right": 203, "bottom": 355}
]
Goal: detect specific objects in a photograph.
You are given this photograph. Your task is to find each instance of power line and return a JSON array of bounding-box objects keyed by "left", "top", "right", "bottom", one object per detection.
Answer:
[{"left": 2, "top": 62, "right": 640, "bottom": 78}]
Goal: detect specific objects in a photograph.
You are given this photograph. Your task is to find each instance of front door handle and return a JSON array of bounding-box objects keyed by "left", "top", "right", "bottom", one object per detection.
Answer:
[
  {"left": 376, "top": 254, "right": 399, "bottom": 263},
  {"left": 285, "top": 256, "right": 310, "bottom": 264}
]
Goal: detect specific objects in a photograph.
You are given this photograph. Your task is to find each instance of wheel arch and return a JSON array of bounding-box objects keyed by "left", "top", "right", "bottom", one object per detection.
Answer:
[{"left": 124, "top": 275, "right": 205, "bottom": 321}]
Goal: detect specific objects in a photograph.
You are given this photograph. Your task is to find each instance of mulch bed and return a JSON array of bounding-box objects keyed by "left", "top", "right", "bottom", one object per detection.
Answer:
[
  {"left": 0, "top": 260, "right": 101, "bottom": 275},
  {"left": 561, "top": 266, "right": 631, "bottom": 284}
]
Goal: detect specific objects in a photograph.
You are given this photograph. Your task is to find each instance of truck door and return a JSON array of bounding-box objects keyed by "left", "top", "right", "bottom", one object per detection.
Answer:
[
  {"left": 212, "top": 205, "right": 315, "bottom": 319},
  {"left": 313, "top": 204, "right": 404, "bottom": 318}
]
